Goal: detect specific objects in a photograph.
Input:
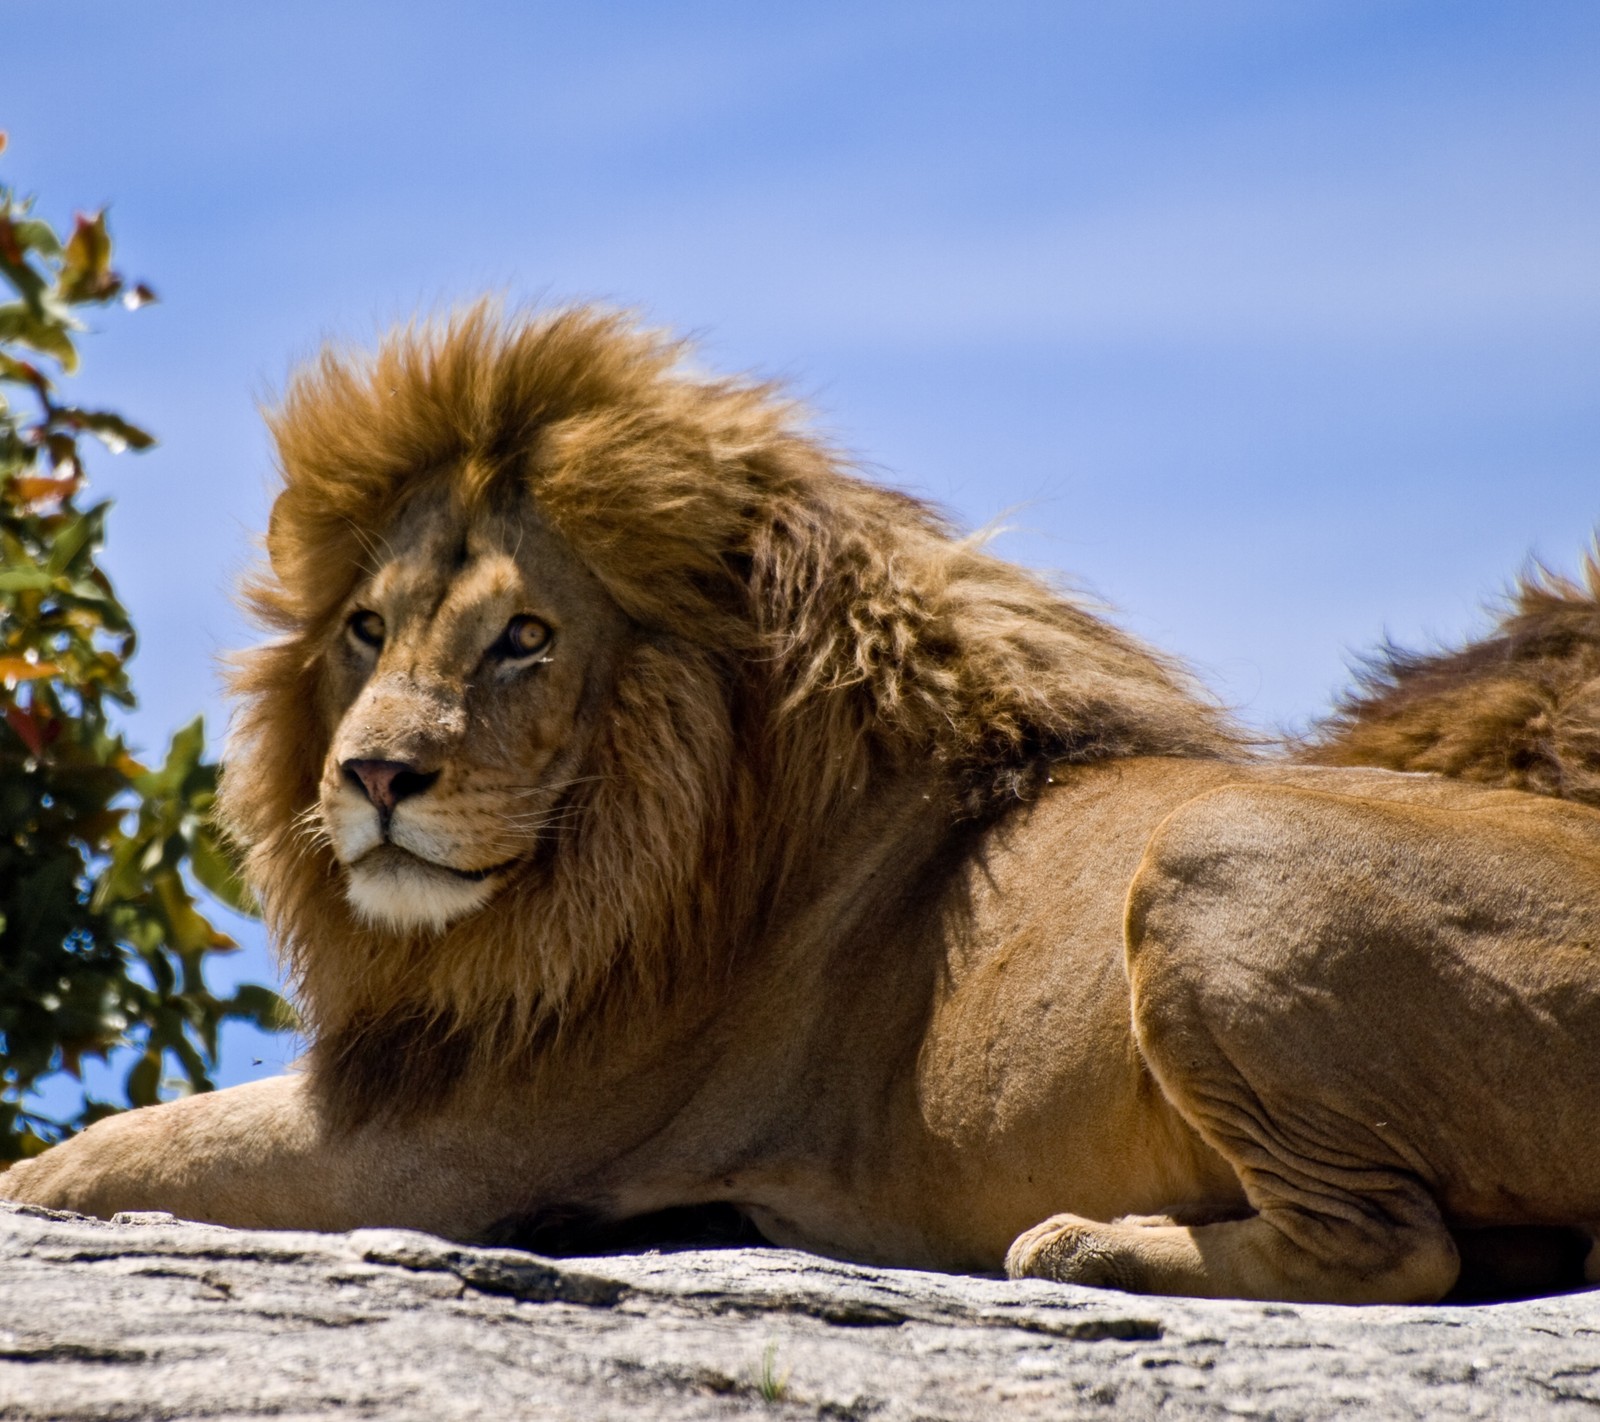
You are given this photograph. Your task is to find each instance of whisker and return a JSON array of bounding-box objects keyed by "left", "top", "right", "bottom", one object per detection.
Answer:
[
  {"left": 287, "top": 801, "right": 334, "bottom": 852},
  {"left": 342, "top": 516, "right": 395, "bottom": 576}
]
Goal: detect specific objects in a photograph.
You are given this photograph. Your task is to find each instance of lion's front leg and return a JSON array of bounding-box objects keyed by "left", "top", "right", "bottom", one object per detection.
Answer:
[
  {"left": 3, "top": 1075, "right": 348, "bottom": 1229},
  {"left": 1, "top": 1073, "right": 525, "bottom": 1237}
]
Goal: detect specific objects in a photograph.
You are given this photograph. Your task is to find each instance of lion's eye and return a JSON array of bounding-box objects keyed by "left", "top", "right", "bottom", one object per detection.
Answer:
[
  {"left": 495, "top": 615, "right": 553, "bottom": 660},
  {"left": 348, "top": 610, "right": 385, "bottom": 649}
]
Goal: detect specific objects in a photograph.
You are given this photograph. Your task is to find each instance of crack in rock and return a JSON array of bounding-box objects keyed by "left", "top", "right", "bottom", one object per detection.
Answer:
[{"left": 349, "top": 1228, "right": 629, "bottom": 1306}]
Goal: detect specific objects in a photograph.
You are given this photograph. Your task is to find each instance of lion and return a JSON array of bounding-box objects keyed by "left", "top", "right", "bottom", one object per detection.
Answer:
[
  {"left": 1302, "top": 552, "right": 1600, "bottom": 804},
  {"left": 6, "top": 303, "right": 1600, "bottom": 1306}
]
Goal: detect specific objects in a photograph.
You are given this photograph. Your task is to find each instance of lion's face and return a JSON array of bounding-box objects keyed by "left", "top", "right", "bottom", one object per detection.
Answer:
[{"left": 313, "top": 485, "right": 627, "bottom": 932}]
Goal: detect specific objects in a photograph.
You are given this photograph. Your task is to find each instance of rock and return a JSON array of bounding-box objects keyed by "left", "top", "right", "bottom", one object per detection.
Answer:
[{"left": 1, "top": 1202, "right": 1597, "bottom": 1419}]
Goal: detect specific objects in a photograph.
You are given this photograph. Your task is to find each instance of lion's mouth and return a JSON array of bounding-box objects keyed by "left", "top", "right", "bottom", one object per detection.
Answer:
[
  {"left": 355, "top": 842, "right": 517, "bottom": 883},
  {"left": 340, "top": 842, "right": 518, "bottom": 931}
]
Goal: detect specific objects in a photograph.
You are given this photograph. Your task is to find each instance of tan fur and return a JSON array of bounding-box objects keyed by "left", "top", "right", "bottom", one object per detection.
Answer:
[
  {"left": 1302, "top": 552, "right": 1600, "bottom": 804},
  {"left": 7, "top": 305, "right": 1600, "bottom": 1306},
  {"left": 222, "top": 303, "right": 1239, "bottom": 1086}
]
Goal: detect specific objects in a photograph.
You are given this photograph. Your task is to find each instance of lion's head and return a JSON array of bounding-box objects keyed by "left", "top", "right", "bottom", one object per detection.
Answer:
[
  {"left": 219, "top": 304, "right": 1240, "bottom": 1095},
  {"left": 313, "top": 487, "right": 628, "bottom": 934}
]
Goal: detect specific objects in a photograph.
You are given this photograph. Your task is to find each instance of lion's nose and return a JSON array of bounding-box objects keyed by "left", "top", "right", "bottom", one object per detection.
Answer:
[{"left": 341, "top": 758, "right": 440, "bottom": 815}]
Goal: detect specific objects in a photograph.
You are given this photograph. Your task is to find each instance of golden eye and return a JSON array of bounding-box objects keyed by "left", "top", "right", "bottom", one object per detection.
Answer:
[
  {"left": 497, "top": 614, "right": 553, "bottom": 660},
  {"left": 349, "top": 609, "right": 385, "bottom": 649}
]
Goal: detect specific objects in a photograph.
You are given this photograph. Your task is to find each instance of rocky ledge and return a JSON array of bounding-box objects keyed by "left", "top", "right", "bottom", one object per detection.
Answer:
[{"left": 1, "top": 1202, "right": 1598, "bottom": 1419}]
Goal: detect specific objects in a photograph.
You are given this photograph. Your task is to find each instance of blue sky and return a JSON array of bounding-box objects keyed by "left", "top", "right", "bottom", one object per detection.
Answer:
[{"left": 7, "top": 0, "right": 1600, "bottom": 1091}]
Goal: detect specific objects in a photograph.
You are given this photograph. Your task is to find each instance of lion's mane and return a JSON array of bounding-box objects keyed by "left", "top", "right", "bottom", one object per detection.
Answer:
[
  {"left": 220, "top": 304, "right": 1242, "bottom": 1103},
  {"left": 1303, "top": 553, "right": 1600, "bottom": 804}
]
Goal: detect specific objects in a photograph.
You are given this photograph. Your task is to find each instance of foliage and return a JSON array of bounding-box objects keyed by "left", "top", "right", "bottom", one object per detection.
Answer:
[
  {"left": 0, "top": 135, "right": 293, "bottom": 1162},
  {"left": 756, "top": 1339, "right": 790, "bottom": 1403}
]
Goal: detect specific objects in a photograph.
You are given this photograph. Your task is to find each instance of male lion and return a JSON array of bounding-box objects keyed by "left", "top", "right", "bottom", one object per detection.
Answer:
[
  {"left": 7, "top": 305, "right": 1600, "bottom": 1305},
  {"left": 1302, "top": 552, "right": 1600, "bottom": 804}
]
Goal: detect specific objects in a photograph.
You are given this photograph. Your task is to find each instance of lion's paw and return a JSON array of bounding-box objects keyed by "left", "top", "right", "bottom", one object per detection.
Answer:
[{"left": 1005, "top": 1212, "right": 1140, "bottom": 1291}]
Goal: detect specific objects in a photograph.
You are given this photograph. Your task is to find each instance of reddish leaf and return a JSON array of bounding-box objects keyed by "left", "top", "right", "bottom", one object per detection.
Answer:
[
  {"left": 4, "top": 704, "right": 47, "bottom": 757},
  {"left": 45, "top": 433, "right": 79, "bottom": 475},
  {"left": 8, "top": 475, "right": 77, "bottom": 509},
  {"left": 0, "top": 657, "right": 62, "bottom": 682},
  {"left": 0, "top": 213, "right": 21, "bottom": 268},
  {"left": 0, "top": 353, "right": 48, "bottom": 391}
]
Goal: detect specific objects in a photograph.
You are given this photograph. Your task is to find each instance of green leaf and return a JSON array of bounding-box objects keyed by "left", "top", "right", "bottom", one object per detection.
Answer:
[
  {"left": 0, "top": 175, "right": 285, "bottom": 1159},
  {"left": 59, "top": 408, "right": 156, "bottom": 453},
  {"left": 189, "top": 823, "right": 259, "bottom": 916},
  {"left": 133, "top": 716, "right": 207, "bottom": 799},
  {"left": 0, "top": 301, "right": 78, "bottom": 372},
  {"left": 44, "top": 510, "right": 96, "bottom": 576},
  {"left": 151, "top": 868, "right": 235, "bottom": 955},
  {"left": 125, "top": 1050, "right": 163, "bottom": 1108},
  {"left": 224, "top": 984, "right": 299, "bottom": 1033},
  {"left": 166, "top": 1035, "right": 213, "bottom": 1094},
  {"left": 11, "top": 219, "right": 62, "bottom": 261},
  {"left": 58, "top": 211, "right": 118, "bottom": 304},
  {"left": 166, "top": 716, "right": 206, "bottom": 774},
  {"left": 0, "top": 566, "right": 56, "bottom": 592}
]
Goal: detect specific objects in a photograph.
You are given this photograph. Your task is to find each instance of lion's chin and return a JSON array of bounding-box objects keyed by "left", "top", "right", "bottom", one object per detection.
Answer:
[{"left": 342, "top": 845, "right": 502, "bottom": 932}]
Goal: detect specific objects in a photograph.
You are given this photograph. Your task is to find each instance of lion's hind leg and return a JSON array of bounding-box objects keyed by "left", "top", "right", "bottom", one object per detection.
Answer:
[
  {"left": 1097, "top": 779, "right": 1600, "bottom": 1303},
  {"left": 1009, "top": 779, "right": 1600, "bottom": 1304},
  {"left": 1005, "top": 1203, "right": 1459, "bottom": 1303}
]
